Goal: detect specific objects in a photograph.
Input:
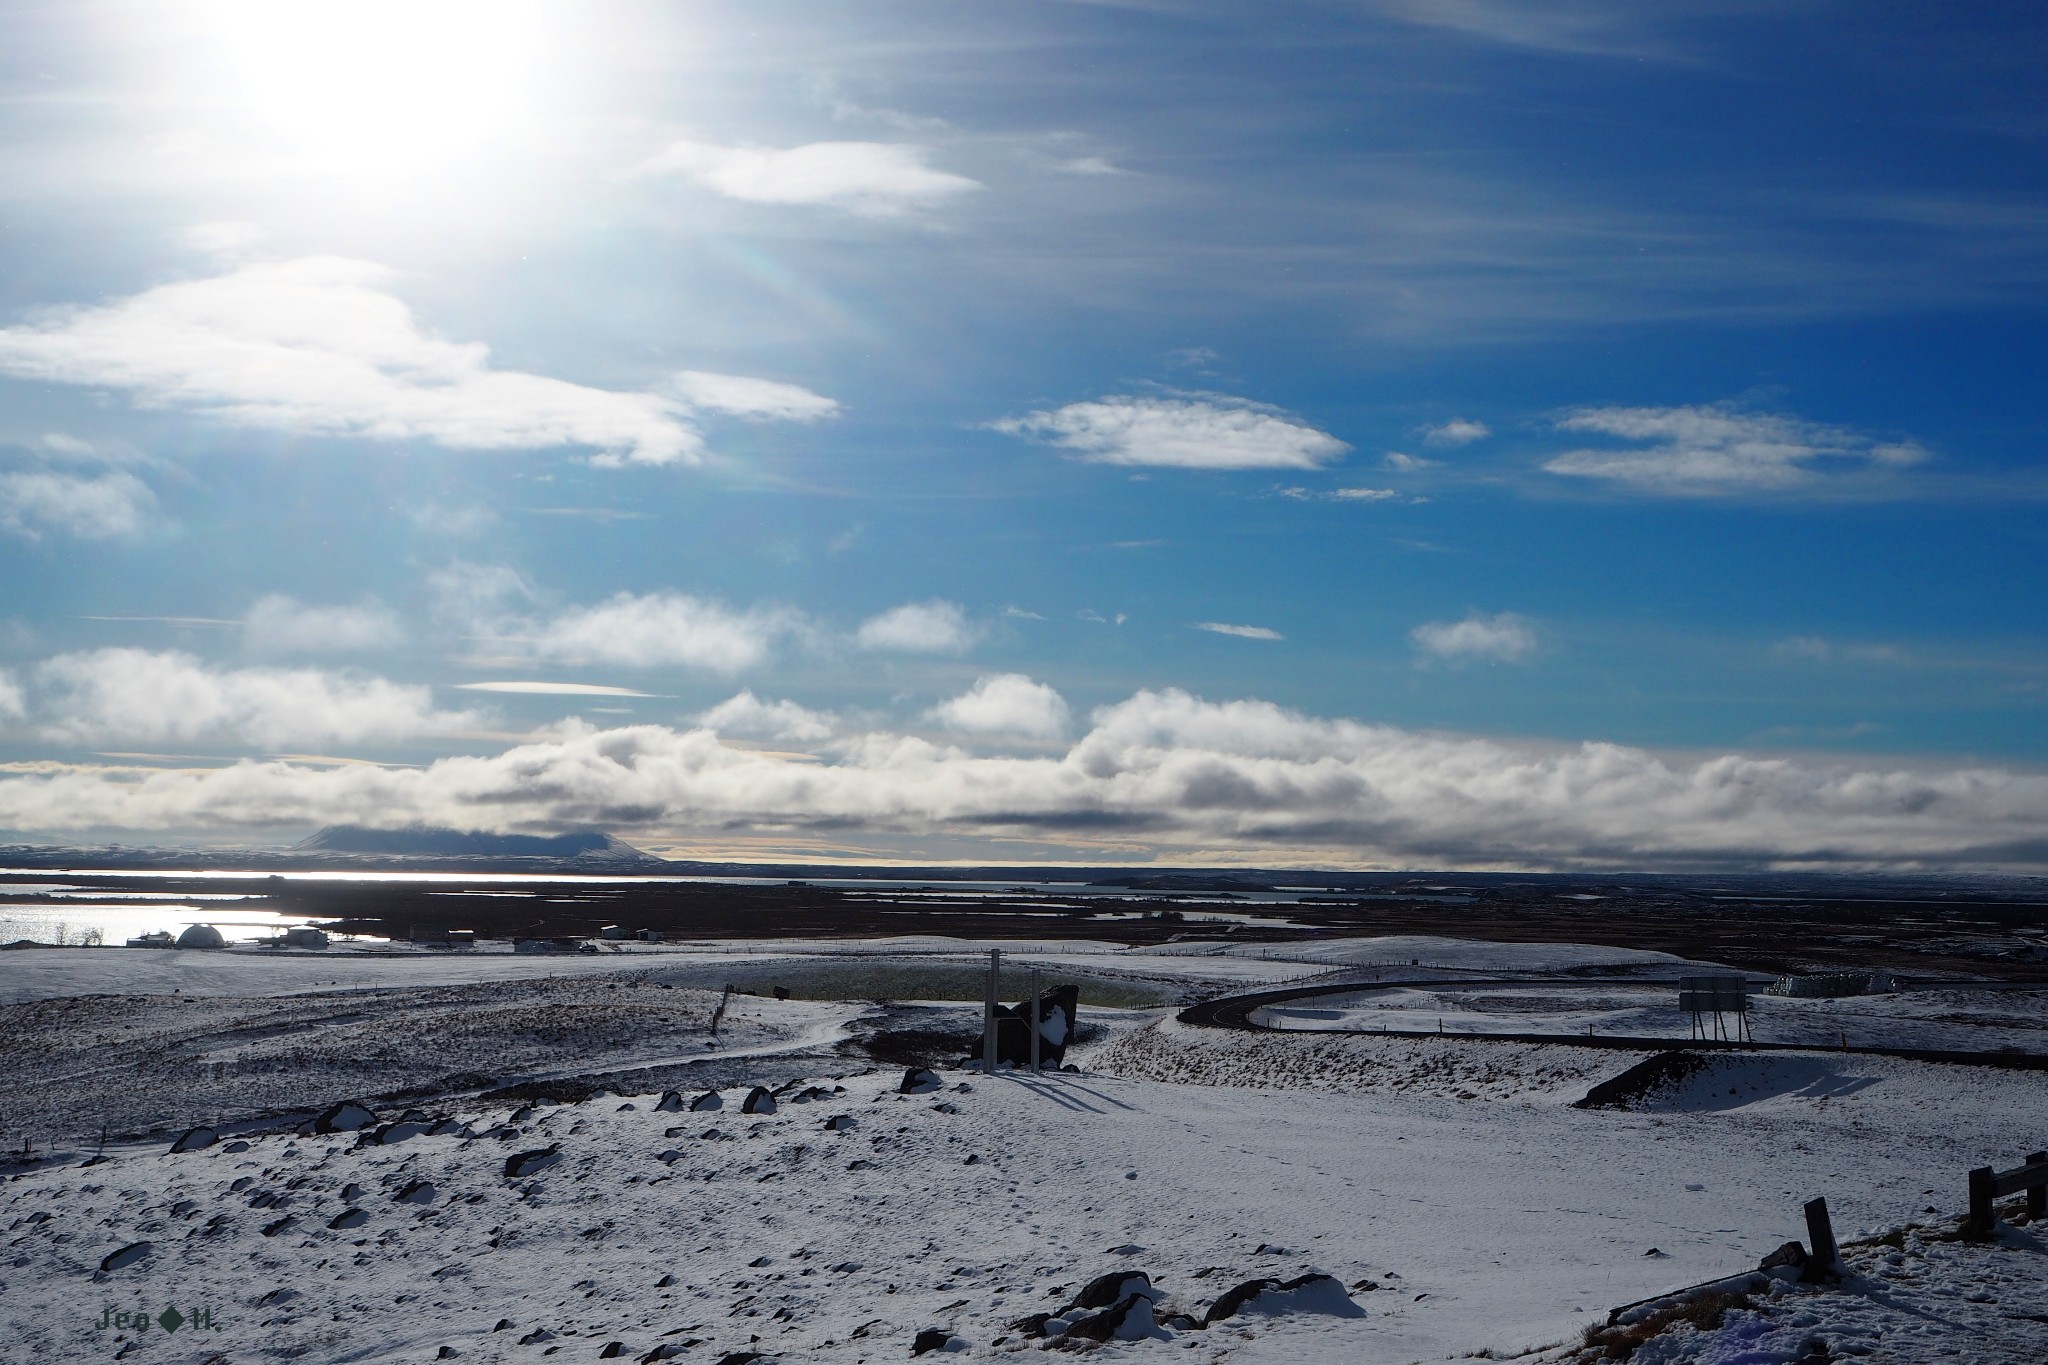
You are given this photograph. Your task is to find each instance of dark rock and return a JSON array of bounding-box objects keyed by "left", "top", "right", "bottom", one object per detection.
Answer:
[
  {"left": 328, "top": 1208, "right": 368, "bottom": 1230},
  {"left": 600, "top": 1343, "right": 627, "bottom": 1358},
  {"left": 1761, "top": 1241, "right": 1810, "bottom": 1272},
  {"left": 170, "top": 1126, "right": 217, "bottom": 1153},
  {"left": 437, "top": 1348, "right": 460, "bottom": 1359},
  {"left": 99, "top": 1242, "right": 151, "bottom": 1273},
  {"left": 689, "top": 1092, "right": 723, "bottom": 1112},
  {"left": 995, "top": 984, "right": 1081, "bottom": 1068},
  {"left": 314, "top": 1100, "right": 379, "bottom": 1133},
  {"left": 911, "top": 1328, "right": 954, "bottom": 1356},
  {"left": 261, "top": 1216, "right": 295, "bottom": 1237},
  {"left": 1059, "top": 1292, "right": 1156, "bottom": 1344},
  {"left": 899, "top": 1067, "right": 943, "bottom": 1094},
  {"left": 493, "top": 1319, "right": 513, "bottom": 1331},
  {"left": 1008, "top": 1312, "right": 1057, "bottom": 1339},
  {"left": 1072, "top": 1270, "right": 1154, "bottom": 1310},
  {"left": 1160, "top": 1313, "right": 1201, "bottom": 1331},
  {"left": 823, "top": 1115, "right": 857, "bottom": 1131},
  {"left": 1203, "top": 1273, "right": 1362, "bottom": 1326},
  {"left": 740, "top": 1086, "right": 777, "bottom": 1115},
  {"left": 395, "top": 1179, "right": 437, "bottom": 1205},
  {"left": 504, "top": 1145, "right": 563, "bottom": 1178}
]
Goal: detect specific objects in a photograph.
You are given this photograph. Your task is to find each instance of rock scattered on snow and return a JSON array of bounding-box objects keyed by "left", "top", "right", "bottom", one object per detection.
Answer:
[
  {"left": 899, "top": 1068, "right": 943, "bottom": 1094},
  {"left": 741, "top": 1086, "right": 778, "bottom": 1115},
  {"left": 1202, "top": 1272, "right": 1363, "bottom": 1326},
  {"left": 313, "top": 1100, "right": 378, "bottom": 1133},
  {"left": 690, "top": 1091, "right": 724, "bottom": 1112},
  {"left": 169, "top": 1125, "right": 217, "bottom": 1153},
  {"left": 910, "top": 1327, "right": 961, "bottom": 1355},
  {"left": 503, "top": 1145, "right": 562, "bottom": 1178},
  {"left": 328, "top": 1208, "right": 369, "bottom": 1230},
  {"left": 823, "top": 1114, "right": 857, "bottom": 1131},
  {"left": 98, "top": 1242, "right": 150, "bottom": 1274},
  {"left": 394, "top": 1179, "right": 437, "bottom": 1205}
]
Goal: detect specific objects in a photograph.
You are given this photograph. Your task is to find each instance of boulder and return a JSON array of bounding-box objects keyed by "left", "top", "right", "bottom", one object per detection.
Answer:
[
  {"left": 1058, "top": 1293, "right": 1158, "bottom": 1344},
  {"left": 911, "top": 1328, "right": 957, "bottom": 1356},
  {"left": 898, "top": 1067, "right": 943, "bottom": 1094},
  {"left": 1071, "top": 1270, "right": 1157, "bottom": 1310},
  {"left": 395, "top": 1179, "right": 437, "bottom": 1205},
  {"left": 823, "top": 1115, "right": 857, "bottom": 1132},
  {"left": 740, "top": 1086, "right": 777, "bottom": 1115},
  {"left": 328, "top": 1208, "right": 369, "bottom": 1230},
  {"left": 503, "top": 1145, "right": 562, "bottom": 1178},
  {"left": 1203, "top": 1273, "right": 1363, "bottom": 1327},
  {"left": 169, "top": 1125, "right": 218, "bottom": 1154},
  {"left": 313, "top": 1100, "right": 378, "bottom": 1134},
  {"left": 656, "top": 1090, "right": 686, "bottom": 1112},
  {"left": 367, "top": 1118, "right": 431, "bottom": 1145},
  {"left": 688, "top": 1092, "right": 723, "bottom": 1112},
  {"left": 997, "top": 984, "right": 1081, "bottom": 1068},
  {"left": 99, "top": 1242, "right": 151, "bottom": 1274}
]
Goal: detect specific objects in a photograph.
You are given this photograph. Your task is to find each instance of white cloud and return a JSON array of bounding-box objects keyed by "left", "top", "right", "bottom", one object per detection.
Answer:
[
  {"left": 928, "top": 674, "right": 1070, "bottom": 740},
  {"left": 0, "top": 670, "right": 22, "bottom": 722},
  {"left": 0, "top": 470, "right": 157, "bottom": 541},
  {"left": 1195, "top": 622, "right": 1284, "bottom": 641},
  {"left": 1382, "top": 451, "right": 1437, "bottom": 471},
  {"left": 242, "top": 595, "right": 403, "bottom": 656},
  {"left": 20, "top": 649, "right": 478, "bottom": 749},
  {"left": 522, "top": 593, "right": 801, "bottom": 674},
  {"left": 697, "top": 691, "right": 837, "bottom": 743},
  {"left": 857, "top": 600, "right": 980, "bottom": 654},
  {"left": 636, "top": 139, "right": 980, "bottom": 216},
  {"left": 665, "top": 371, "right": 841, "bottom": 422},
  {"left": 8, "top": 690, "right": 2048, "bottom": 870},
  {"left": 428, "top": 561, "right": 538, "bottom": 628},
  {"left": 994, "top": 395, "right": 1348, "bottom": 470},
  {"left": 1412, "top": 612, "right": 1539, "bottom": 663},
  {"left": 1543, "top": 405, "right": 1929, "bottom": 496},
  {"left": 455, "top": 681, "right": 657, "bottom": 698},
  {"left": 1278, "top": 485, "right": 1399, "bottom": 502},
  {"left": 1055, "top": 156, "right": 1124, "bottom": 176},
  {"left": 1771, "top": 637, "right": 1905, "bottom": 665},
  {"left": 182, "top": 221, "right": 266, "bottom": 256},
  {"left": 1421, "top": 418, "right": 1490, "bottom": 446},
  {"left": 0, "top": 258, "right": 833, "bottom": 468}
]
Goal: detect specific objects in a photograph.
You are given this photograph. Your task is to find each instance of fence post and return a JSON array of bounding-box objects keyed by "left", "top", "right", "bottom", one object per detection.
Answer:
[
  {"left": 982, "top": 948, "right": 1001, "bottom": 1075},
  {"left": 1029, "top": 966, "right": 1041, "bottom": 1073},
  {"left": 1801, "top": 1197, "right": 1839, "bottom": 1281},
  {"left": 1968, "top": 1166, "right": 1995, "bottom": 1235}
]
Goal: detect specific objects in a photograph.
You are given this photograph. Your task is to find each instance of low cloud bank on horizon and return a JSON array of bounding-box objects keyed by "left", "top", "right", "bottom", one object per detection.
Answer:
[{"left": 2, "top": 687, "right": 2044, "bottom": 871}]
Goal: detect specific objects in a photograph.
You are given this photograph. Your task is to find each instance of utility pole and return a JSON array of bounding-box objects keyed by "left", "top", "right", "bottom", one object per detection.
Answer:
[{"left": 983, "top": 948, "right": 1002, "bottom": 1075}]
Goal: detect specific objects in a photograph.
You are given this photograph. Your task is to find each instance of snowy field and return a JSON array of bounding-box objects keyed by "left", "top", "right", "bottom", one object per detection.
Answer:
[
  {"left": 1, "top": 935, "right": 2042, "bottom": 1363},
  {"left": 1256, "top": 983, "right": 2048, "bottom": 1054}
]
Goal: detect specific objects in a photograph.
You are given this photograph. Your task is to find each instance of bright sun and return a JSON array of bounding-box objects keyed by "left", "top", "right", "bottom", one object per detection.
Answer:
[{"left": 198, "top": 0, "right": 543, "bottom": 173}]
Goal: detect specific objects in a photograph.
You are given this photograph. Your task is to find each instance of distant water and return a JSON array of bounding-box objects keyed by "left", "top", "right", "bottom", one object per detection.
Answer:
[{"left": 0, "top": 902, "right": 315, "bottom": 946}]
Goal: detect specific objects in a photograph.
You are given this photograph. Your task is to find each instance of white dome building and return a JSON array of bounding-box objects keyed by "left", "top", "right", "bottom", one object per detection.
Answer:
[{"left": 175, "top": 924, "right": 227, "bottom": 950}]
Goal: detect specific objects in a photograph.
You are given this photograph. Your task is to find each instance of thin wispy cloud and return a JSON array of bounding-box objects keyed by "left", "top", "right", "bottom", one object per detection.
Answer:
[
  {"left": 0, "top": 258, "right": 834, "bottom": 468},
  {"left": 242, "top": 595, "right": 403, "bottom": 656},
  {"left": 1543, "top": 404, "right": 1927, "bottom": 496},
  {"left": 454, "top": 681, "right": 658, "bottom": 698},
  {"left": 1412, "top": 612, "right": 1538, "bottom": 663},
  {"left": 1195, "top": 621, "right": 1284, "bottom": 641},
  {"left": 636, "top": 139, "right": 981, "bottom": 216},
  {"left": 995, "top": 395, "right": 1348, "bottom": 470},
  {"left": 520, "top": 593, "right": 804, "bottom": 674}
]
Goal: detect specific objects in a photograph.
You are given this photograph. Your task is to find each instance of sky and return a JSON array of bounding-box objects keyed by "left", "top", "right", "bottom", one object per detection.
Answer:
[{"left": 0, "top": 0, "right": 2045, "bottom": 869}]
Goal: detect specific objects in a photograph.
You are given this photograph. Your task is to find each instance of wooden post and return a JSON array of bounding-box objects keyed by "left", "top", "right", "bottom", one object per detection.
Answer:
[
  {"left": 2030, "top": 1152, "right": 2048, "bottom": 1223},
  {"left": 982, "top": 948, "right": 1001, "bottom": 1075},
  {"left": 1968, "top": 1165, "right": 1996, "bottom": 1234},
  {"left": 1801, "top": 1197, "right": 1839, "bottom": 1280},
  {"left": 1029, "top": 967, "right": 1042, "bottom": 1073}
]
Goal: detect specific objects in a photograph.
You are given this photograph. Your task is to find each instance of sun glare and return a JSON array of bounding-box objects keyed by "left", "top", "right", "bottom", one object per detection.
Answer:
[{"left": 198, "top": 0, "right": 542, "bottom": 173}]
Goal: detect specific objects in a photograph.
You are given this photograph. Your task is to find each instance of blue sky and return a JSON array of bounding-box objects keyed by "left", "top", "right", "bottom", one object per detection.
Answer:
[{"left": 0, "top": 1, "right": 2044, "bottom": 867}]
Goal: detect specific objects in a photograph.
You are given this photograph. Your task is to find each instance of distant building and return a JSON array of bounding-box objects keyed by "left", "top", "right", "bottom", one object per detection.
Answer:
[
  {"left": 599, "top": 925, "right": 631, "bottom": 940},
  {"left": 125, "top": 930, "right": 175, "bottom": 948},
  {"left": 281, "top": 926, "right": 329, "bottom": 949},
  {"left": 175, "top": 924, "right": 227, "bottom": 950}
]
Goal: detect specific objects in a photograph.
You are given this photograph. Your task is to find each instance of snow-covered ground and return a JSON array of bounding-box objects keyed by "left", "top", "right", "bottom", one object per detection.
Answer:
[
  {"left": 1258, "top": 983, "right": 2048, "bottom": 1053},
  {"left": 2, "top": 936, "right": 2041, "bottom": 1363}
]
